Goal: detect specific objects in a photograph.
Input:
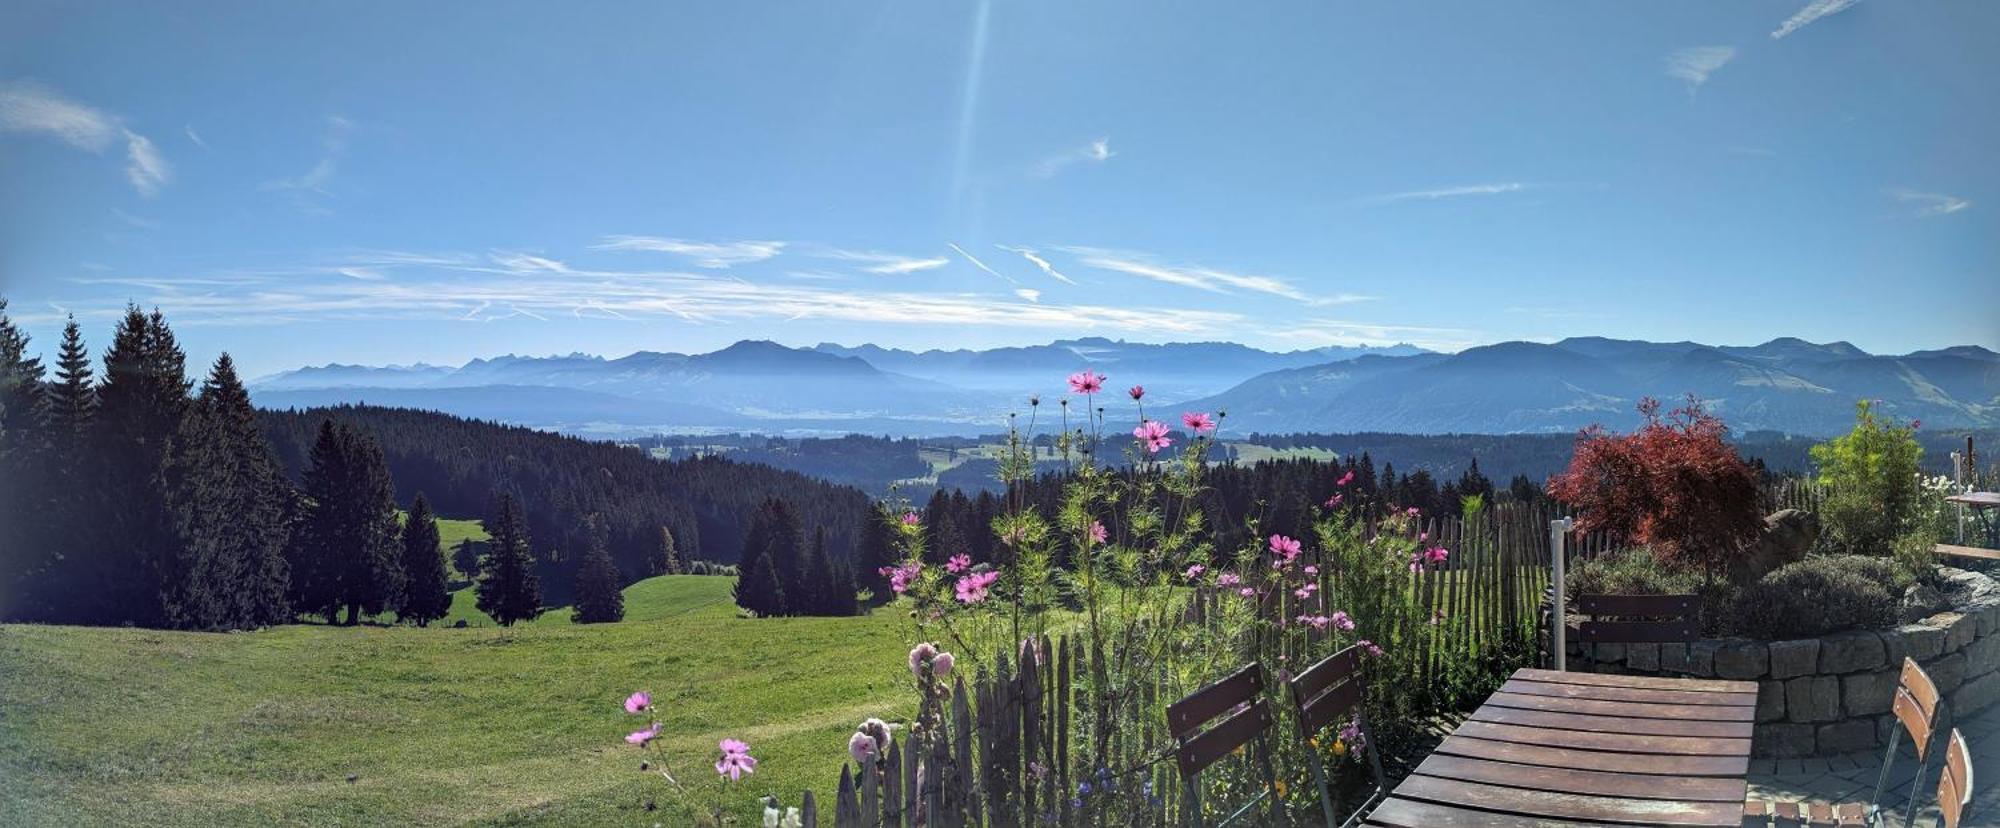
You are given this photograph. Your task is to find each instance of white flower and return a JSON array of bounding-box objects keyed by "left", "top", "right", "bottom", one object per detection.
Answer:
[{"left": 783, "top": 807, "right": 804, "bottom": 828}]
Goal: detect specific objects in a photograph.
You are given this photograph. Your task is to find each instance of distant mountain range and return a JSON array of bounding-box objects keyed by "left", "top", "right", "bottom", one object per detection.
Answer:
[{"left": 250, "top": 336, "right": 2000, "bottom": 437}]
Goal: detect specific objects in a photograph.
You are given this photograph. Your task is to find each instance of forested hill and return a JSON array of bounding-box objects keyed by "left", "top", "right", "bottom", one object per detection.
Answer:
[{"left": 258, "top": 405, "right": 873, "bottom": 591}]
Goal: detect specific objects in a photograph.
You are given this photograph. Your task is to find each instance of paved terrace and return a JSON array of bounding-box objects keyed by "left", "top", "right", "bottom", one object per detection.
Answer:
[{"left": 1747, "top": 698, "right": 1997, "bottom": 824}]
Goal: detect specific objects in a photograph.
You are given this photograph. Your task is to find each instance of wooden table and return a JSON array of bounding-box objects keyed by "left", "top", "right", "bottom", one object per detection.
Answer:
[{"left": 1365, "top": 667, "right": 1757, "bottom": 827}]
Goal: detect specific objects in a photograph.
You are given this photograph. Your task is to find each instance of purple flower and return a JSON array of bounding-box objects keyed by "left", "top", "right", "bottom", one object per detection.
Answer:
[
  {"left": 955, "top": 570, "right": 1000, "bottom": 603},
  {"left": 1128, "top": 385, "right": 1146, "bottom": 400},
  {"left": 946, "top": 553, "right": 972, "bottom": 574},
  {"left": 848, "top": 730, "right": 878, "bottom": 764},
  {"left": 1132, "top": 420, "right": 1173, "bottom": 454},
  {"left": 715, "top": 739, "right": 756, "bottom": 781},
  {"left": 1337, "top": 470, "right": 1354, "bottom": 487},
  {"left": 909, "top": 642, "right": 938, "bottom": 676},
  {"left": 1067, "top": 370, "right": 1106, "bottom": 395},
  {"left": 1356, "top": 639, "right": 1383, "bottom": 657},
  {"left": 1269, "top": 534, "right": 1302, "bottom": 563},
  {"left": 626, "top": 722, "right": 661, "bottom": 746},
  {"left": 623, "top": 691, "right": 651, "bottom": 714},
  {"left": 1331, "top": 610, "right": 1355, "bottom": 632},
  {"left": 1184, "top": 563, "right": 1206, "bottom": 580},
  {"left": 1088, "top": 521, "right": 1108, "bottom": 545},
  {"left": 931, "top": 651, "right": 955, "bottom": 678},
  {"left": 900, "top": 511, "right": 920, "bottom": 526},
  {"left": 880, "top": 561, "right": 922, "bottom": 594},
  {"left": 1181, "top": 411, "right": 1217, "bottom": 434},
  {"left": 1216, "top": 572, "right": 1241, "bottom": 587}
]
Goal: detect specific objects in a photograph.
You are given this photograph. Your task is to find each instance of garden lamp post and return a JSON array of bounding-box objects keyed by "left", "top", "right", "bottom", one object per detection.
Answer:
[{"left": 1551, "top": 516, "right": 1573, "bottom": 671}]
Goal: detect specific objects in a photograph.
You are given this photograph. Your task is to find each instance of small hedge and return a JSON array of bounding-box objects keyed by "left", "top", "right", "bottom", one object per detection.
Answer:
[{"left": 1732, "top": 555, "right": 1904, "bottom": 640}]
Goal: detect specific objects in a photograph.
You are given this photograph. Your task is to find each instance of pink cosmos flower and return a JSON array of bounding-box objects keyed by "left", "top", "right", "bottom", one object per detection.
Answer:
[
  {"left": 901, "top": 511, "right": 920, "bottom": 526},
  {"left": 849, "top": 730, "right": 878, "bottom": 764},
  {"left": 1323, "top": 493, "right": 1344, "bottom": 509},
  {"left": 1337, "top": 470, "right": 1354, "bottom": 487},
  {"left": 1128, "top": 385, "right": 1145, "bottom": 400},
  {"left": 1294, "top": 582, "right": 1318, "bottom": 600},
  {"left": 931, "top": 651, "right": 955, "bottom": 678},
  {"left": 1303, "top": 565, "right": 1319, "bottom": 576},
  {"left": 955, "top": 570, "right": 1000, "bottom": 603},
  {"left": 626, "top": 722, "right": 661, "bottom": 746},
  {"left": 1339, "top": 717, "right": 1366, "bottom": 752},
  {"left": 1297, "top": 614, "right": 1330, "bottom": 630},
  {"left": 1067, "top": 370, "right": 1106, "bottom": 395},
  {"left": 1330, "top": 611, "right": 1355, "bottom": 632},
  {"left": 1181, "top": 411, "right": 1217, "bottom": 434},
  {"left": 624, "top": 691, "right": 651, "bottom": 714},
  {"left": 1910, "top": 419, "right": 1922, "bottom": 430},
  {"left": 946, "top": 553, "right": 972, "bottom": 574},
  {"left": 1088, "top": 521, "right": 1108, "bottom": 545},
  {"left": 909, "top": 642, "right": 938, "bottom": 676},
  {"left": 1405, "top": 507, "right": 1420, "bottom": 517},
  {"left": 1216, "top": 572, "right": 1241, "bottom": 587},
  {"left": 1184, "top": 564, "right": 1206, "bottom": 580},
  {"left": 1238, "top": 587, "right": 1257, "bottom": 598},
  {"left": 1132, "top": 419, "right": 1174, "bottom": 453},
  {"left": 1356, "top": 639, "right": 1383, "bottom": 657},
  {"left": 715, "top": 739, "right": 756, "bottom": 781},
  {"left": 1269, "top": 534, "right": 1302, "bottom": 563},
  {"left": 1425, "top": 546, "right": 1449, "bottom": 565},
  {"left": 880, "top": 562, "right": 922, "bottom": 594}
]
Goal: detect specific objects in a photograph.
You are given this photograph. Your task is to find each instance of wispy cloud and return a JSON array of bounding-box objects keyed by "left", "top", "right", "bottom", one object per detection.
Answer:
[
  {"left": 948, "top": 242, "right": 1018, "bottom": 285},
  {"left": 1034, "top": 137, "right": 1114, "bottom": 178},
  {"left": 0, "top": 81, "right": 170, "bottom": 196},
  {"left": 263, "top": 115, "right": 351, "bottom": 212},
  {"left": 1890, "top": 189, "right": 1971, "bottom": 217},
  {"left": 1665, "top": 46, "right": 1737, "bottom": 95},
  {"left": 333, "top": 266, "right": 386, "bottom": 281},
  {"left": 55, "top": 254, "right": 1241, "bottom": 337},
  {"left": 184, "top": 125, "right": 207, "bottom": 149},
  {"left": 594, "top": 236, "right": 786, "bottom": 268},
  {"left": 491, "top": 251, "right": 572, "bottom": 273},
  {"left": 996, "top": 245, "right": 1076, "bottom": 285},
  {"left": 1058, "top": 246, "right": 1356, "bottom": 306},
  {"left": 814, "top": 248, "right": 950, "bottom": 275},
  {"left": 1772, "top": 0, "right": 1859, "bottom": 39},
  {"left": 1014, "top": 288, "right": 1042, "bottom": 303},
  {"left": 1362, "top": 182, "right": 1527, "bottom": 204},
  {"left": 1270, "top": 319, "right": 1481, "bottom": 352}
]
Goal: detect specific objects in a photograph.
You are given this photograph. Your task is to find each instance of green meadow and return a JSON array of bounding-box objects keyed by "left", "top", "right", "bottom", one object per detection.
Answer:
[{"left": 0, "top": 576, "right": 914, "bottom": 826}]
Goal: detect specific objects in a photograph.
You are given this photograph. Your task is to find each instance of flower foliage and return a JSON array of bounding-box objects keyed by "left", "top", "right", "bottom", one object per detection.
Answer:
[{"left": 1547, "top": 397, "right": 1762, "bottom": 578}]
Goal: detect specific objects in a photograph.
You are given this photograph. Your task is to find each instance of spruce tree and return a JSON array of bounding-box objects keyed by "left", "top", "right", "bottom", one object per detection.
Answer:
[
  {"left": 164, "top": 354, "right": 292, "bottom": 629},
  {"left": 855, "top": 509, "right": 898, "bottom": 605},
  {"left": 291, "top": 420, "right": 402, "bottom": 624},
  {"left": 47, "top": 317, "right": 96, "bottom": 444},
  {"left": 476, "top": 492, "right": 543, "bottom": 626},
  {"left": 761, "top": 499, "right": 805, "bottom": 614},
  {"left": 655, "top": 525, "right": 681, "bottom": 575},
  {"left": 397, "top": 493, "right": 451, "bottom": 626},
  {"left": 571, "top": 515, "right": 624, "bottom": 623},
  {"left": 451, "top": 538, "right": 486, "bottom": 582},
  {"left": 739, "top": 549, "right": 784, "bottom": 618},
  {"left": 90, "top": 306, "right": 190, "bottom": 626},
  {"left": 0, "top": 299, "right": 46, "bottom": 619}
]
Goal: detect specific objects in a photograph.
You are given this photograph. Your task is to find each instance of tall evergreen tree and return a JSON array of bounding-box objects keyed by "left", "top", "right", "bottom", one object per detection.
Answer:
[
  {"left": 396, "top": 493, "right": 451, "bottom": 626},
  {"left": 46, "top": 317, "right": 96, "bottom": 445},
  {"left": 738, "top": 549, "right": 784, "bottom": 618},
  {"left": 476, "top": 492, "right": 543, "bottom": 626},
  {"left": 855, "top": 509, "right": 898, "bottom": 606},
  {"left": 571, "top": 515, "right": 624, "bottom": 623},
  {"left": 164, "top": 354, "right": 292, "bottom": 629},
  {"left": 0, "top": 299, "right": 47, "bottom": 618},
  {"left": 291, "top": 420, "right": 402, "bottom": 624},
  {"left": 451, "top": 538, "right": 486, "bottom": 581},
  {"left": 88, "top": 306, "right": 191, "bottom": 625},
  {"left": 654, "top": 525, "right": 681, "bottom": 575},
  {"left": 760, "top": 498, "right": 806, "bottom": 612}
]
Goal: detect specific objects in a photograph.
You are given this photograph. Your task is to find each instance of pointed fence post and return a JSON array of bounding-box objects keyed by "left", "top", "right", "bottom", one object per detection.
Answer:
[{"left": 1550, "top": 516, "right": 1573, "bottom": 671}]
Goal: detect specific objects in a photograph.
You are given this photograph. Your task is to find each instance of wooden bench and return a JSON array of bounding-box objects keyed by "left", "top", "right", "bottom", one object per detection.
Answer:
[{"left": 1936, "top": 543, "right": 2000, "bottom": 562}]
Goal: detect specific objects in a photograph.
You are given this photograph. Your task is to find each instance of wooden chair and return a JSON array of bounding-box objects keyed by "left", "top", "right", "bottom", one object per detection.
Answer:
[
  {"left": 1931, "top": 729, "right": 1973, "bottom": 828},
  {"left": 1286, "top": 645, "right": 1388, "bottom": 827},
  {"left": 1566, "top": 592, "right": 1701, "bottom": 670},
  {"left": 1167, "top": 664, "right": 1281, "bottom": 827},
  {"left": 1742, "top": 658, "right": 1949, "bottom": 827}
]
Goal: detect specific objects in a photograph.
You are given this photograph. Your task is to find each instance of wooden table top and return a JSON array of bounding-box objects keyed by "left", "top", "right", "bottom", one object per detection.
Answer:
[
  {"left": 1365, "top": 667, "right": 1758, "bottom": 827},
  {"left": 1946, "top": 492, "right": 2000, "bottom": 508}
]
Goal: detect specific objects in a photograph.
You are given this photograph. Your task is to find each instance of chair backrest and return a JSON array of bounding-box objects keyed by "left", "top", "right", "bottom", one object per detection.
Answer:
[
  {"left": 1935, "top": 729, "right": 1972, "bottom": 828},
  {"left": 1894, "top": 656, "right": 1946, "bottom": 760},
  {"left": 1568, "top": 593, "right": 1700, "bottom": 644},
  {"left": 1287, "top": 646, "right": 1388, "bottom": 827},
  {"left": 1167, "top": 664, "right": 1279, "bottom": 826}
]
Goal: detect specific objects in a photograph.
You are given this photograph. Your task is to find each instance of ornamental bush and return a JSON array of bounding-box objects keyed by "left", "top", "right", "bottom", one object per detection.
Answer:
[
  {"left": 1731, "top": 555, "right": 1903, "bottom": 639},
  {"left": 1547, "top": 397, "right": 1763, "bottom": 582},
  {"left": 1811, "top": 400, "right": 1924, "bottom": 556}
]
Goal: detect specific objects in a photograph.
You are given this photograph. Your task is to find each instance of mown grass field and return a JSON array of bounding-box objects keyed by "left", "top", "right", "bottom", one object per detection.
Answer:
[{"left": 0, "top": 576, "right": 914, "bottom": 826}]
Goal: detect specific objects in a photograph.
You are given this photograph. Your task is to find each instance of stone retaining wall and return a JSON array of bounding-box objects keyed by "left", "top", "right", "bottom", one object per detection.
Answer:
[{"left": 1563, "top": 569, "right": 2000, "bottom": 757}]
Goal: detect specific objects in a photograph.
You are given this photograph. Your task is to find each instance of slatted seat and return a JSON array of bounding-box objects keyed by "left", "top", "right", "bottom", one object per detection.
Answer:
[
  {"left": 1286, "top": 645, "right": 1388, "bottom": 827},
  {"left": 1568, "top": 592, "right": 1701, "bottom": 650},
  {"left": 1167, "top": 664, "right": 1280, "bottom": 827},
  {"left": 1742, "top": 658, "right": 1949, "bottom": 827}
]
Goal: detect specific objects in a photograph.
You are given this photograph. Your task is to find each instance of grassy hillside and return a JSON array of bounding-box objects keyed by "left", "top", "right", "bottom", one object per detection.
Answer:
[{"left": 0, "top": 576, "right": 913, "bottom": 826}]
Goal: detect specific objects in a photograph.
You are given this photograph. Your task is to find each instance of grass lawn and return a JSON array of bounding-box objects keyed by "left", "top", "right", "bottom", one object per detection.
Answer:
[{"left": 0, "top": 576, "right": 914, "bottom": 826}]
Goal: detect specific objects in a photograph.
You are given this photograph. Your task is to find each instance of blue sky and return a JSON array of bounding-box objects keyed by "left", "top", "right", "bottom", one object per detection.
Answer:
[{"left": 1, "top": 1, "right": 1994, "bottom": 378}]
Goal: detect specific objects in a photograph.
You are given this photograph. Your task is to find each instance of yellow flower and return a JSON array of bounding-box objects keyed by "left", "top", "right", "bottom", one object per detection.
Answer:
[
  {"left": 1232, "top": 745, "right": 1246, "bottom": 757},
  {"left": 1332, "top": 740, "right": 1348, "bottom": 757},
  {"left": 1309, "top": 738, "right": 1320, "bottom": 749},
  {"left": 1275, "top": 779, "right": 1288, "bottom": 797}
]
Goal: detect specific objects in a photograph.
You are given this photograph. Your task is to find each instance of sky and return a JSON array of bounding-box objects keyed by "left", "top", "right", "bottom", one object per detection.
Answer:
[{"left": 1, "top": 1, "right": 1995, "bottom": 379}]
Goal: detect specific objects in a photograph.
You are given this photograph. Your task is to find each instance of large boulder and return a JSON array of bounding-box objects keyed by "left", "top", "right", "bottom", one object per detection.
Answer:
[{"left": 1733, "top": 509, "right": 1819, "bottom": 584}]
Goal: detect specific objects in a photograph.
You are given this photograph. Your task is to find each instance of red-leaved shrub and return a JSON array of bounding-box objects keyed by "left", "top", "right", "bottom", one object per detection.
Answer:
[{"left": 1548, "top": 397, "right": 1763, "bottom": 580}]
